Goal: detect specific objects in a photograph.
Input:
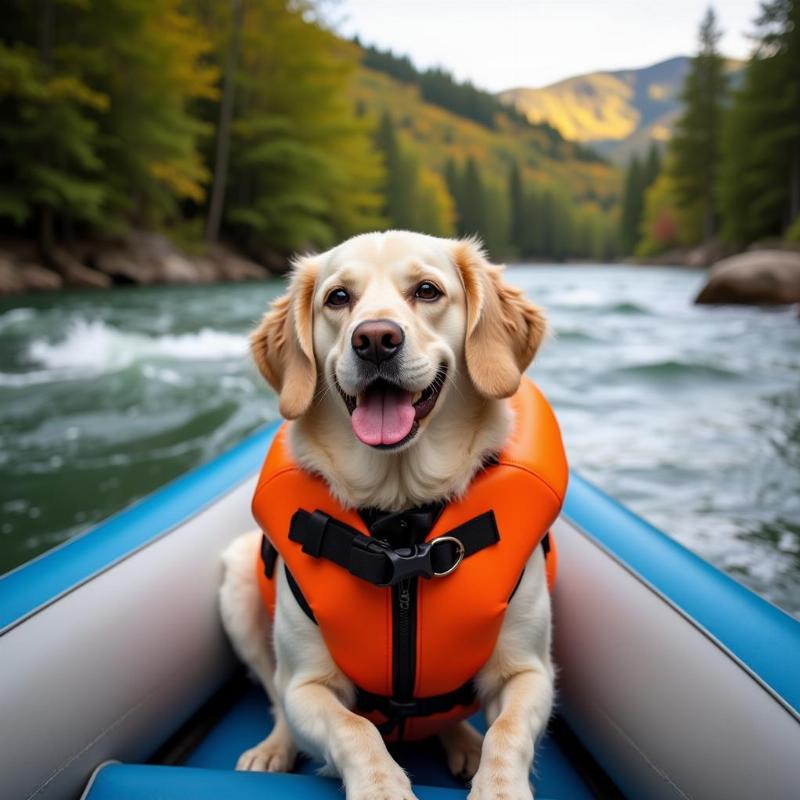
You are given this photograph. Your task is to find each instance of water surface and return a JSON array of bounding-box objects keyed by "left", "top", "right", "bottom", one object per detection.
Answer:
[{"left": 1, "top": 265, "right": 798, "bottom": 616}]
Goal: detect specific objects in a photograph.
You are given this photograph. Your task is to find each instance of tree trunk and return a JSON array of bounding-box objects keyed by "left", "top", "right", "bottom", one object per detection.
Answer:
[
  {"left": 38, "top": 0, "right": 55, "bottom": 254},
  {"left": 206, "top": 0, "right": 243, "bottom": 244},
  {"left": 790, "top": 147, "right": 800, "bottom": 226}
]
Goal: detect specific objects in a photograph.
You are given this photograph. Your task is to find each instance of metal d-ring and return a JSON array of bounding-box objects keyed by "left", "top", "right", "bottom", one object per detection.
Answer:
[{"left": 430, "top": 536, "right": 465, "bottom": 577}]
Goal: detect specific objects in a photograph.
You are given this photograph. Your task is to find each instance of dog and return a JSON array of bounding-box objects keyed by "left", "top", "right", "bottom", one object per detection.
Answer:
[{"left": 219, "top": 231, "right": 553, "bottom": 800}]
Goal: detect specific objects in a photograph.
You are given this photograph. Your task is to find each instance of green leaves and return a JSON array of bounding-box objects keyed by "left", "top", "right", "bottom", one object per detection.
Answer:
[{"left": 718, "top": 0, "right": 800, "bottom": 244}]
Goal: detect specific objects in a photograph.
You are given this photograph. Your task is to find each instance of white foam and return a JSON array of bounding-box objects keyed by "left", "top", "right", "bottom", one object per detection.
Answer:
[
  {"left": 22, "top": 318, "right": 248, "bottom": 375},
  {"left": 0, "top": 308, "right": 35, "bottom": 330}
]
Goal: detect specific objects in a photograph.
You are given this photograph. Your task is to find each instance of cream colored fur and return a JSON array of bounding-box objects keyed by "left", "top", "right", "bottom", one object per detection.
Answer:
[{"left": 220, "top": 231, "right": 553, "bottom": 799}]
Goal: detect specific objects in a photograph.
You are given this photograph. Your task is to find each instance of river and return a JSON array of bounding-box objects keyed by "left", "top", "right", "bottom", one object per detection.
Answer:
[{"left": 1, "top": 265, "right": 798, "bottom": 617}]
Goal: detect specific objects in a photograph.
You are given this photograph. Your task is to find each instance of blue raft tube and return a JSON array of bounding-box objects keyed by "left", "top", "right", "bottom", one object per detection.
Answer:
[{"left": 1, "top": 422, "right": 798, "bottom": 800}]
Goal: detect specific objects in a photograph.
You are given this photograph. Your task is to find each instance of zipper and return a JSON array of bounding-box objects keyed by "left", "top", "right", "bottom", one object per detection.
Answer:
[{"left": 391, "top": 575, "right": 418, "bottom": 739}]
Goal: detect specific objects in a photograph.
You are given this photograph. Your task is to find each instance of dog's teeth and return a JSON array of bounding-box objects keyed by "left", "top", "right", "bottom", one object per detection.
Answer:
[{"left": 412, "top": 392, "right": 422, "bottom": 404}]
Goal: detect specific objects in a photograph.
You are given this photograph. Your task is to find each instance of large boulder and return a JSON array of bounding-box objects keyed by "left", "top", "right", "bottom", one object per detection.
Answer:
[
  {"left": 0, "top": 254, "right": 25, "bottom": 293},
  {"left": 19, "top": 262, "right": 63, "bottom": 291},
  {"left": 210, "top": 245, "right": 269, "bottom": 281},
  {"left": 93, "top": 232, "right": 208, "bottom": 285},
  {"left": 49, "top": 247, "right": 112, "bottom": 288},
  {"left": 695, "top": 250, "right": 800, "bottom": 305}
]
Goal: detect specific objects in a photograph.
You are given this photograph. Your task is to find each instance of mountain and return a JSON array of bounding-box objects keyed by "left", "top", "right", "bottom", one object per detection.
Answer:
[
  {"left": 351, "top": 63, "right": 620, "bottom": 207},
  {"left": 499, "top": 56, "right": 742, "bottom": 164}
]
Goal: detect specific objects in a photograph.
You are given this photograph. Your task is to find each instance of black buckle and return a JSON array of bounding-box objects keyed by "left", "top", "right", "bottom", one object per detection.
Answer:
[
  {"left": 375, "top": 536, "right": 465, "bottom": 586},
  {"left": 377, "top": 541, "right": 435, "bottom": 586}
]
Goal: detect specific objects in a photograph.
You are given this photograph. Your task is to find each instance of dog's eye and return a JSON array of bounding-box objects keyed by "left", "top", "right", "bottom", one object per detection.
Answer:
[
  {"left": 414, "top": 281, "right": 441, "bottom": 301},
  {"left": 325, "top": 288, "right": 350, "bottom": 308}
]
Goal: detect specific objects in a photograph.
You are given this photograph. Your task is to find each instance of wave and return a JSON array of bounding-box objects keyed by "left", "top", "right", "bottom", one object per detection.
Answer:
[
  {"left": 611, "top": 360, "right": 741, "bottom": 381},
  {"left": 553, "top": 328, "right": 602, "bottom": 343},
  {"left": 609, "top": 301, "right": 650, "bottom": 315},
  {"left": 0, "top": 319, "right": 249, "bottom": 384},
  {"left": 0, "top": 308, "right": 36, "bottom": 330},
  {"left": 549, "top": 290, "right": 650, "bottom": 315}
]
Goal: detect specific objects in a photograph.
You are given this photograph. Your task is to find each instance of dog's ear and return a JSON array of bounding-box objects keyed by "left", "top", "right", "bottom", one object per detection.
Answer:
[
  {"left": 250, "top": 256, "right": 318, "bottom": 419},
  {"left": 453, "top": 238, "right": 547, "bottom": 399}
]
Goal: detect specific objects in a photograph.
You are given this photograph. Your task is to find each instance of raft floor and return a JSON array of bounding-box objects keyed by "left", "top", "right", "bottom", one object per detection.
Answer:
[{"left": 83, "top": 680, "right": 617, "bottom": 799}]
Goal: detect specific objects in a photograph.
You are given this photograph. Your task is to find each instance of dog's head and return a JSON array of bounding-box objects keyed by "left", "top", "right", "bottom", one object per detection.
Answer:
[{"left": 251, "top": 231, "right": 546, "bottom": 451}]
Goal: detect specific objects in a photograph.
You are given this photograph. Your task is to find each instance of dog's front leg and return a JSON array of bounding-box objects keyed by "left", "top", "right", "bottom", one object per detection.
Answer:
[
  {"left": 469, "top": 550, "right": 554, "bottom": 800},
  {"left": 274, "top": 574, "right": 417, "bottom": 800},
  {"left": 283, "top": 679, "right": 417, "bottom": 800}
]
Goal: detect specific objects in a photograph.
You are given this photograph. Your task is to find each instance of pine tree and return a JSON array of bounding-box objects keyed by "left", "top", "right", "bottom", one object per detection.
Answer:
[
  {"left": 508, "top": 160, "right": 526, "bottom": 254},
  {"left": 444, "top": 157, "right": 464, "bottom": 234},
  {"left": 669, "top": 7, "right": 728, "bottom": 240},
  {"left": 523, "top": 189, "right": 543, "bottom": 257},
  {"left": 218, "top": 0, "right": 384, "bottom": 253},
  {"left": 206, "top": 0, "right": 243, "bottom": 243},
  {"left": 619, "top": 156, "right": 644, "bottom": 254},
  {"left": 460, "top": 157, "right": 486, "bottom": 237},
  {"left": 643, "top": 142, "right": 662, "bottom": 190},
  {"left": 718, "top": 0, "right": 800, "bottom": 243},
  {"left": 374, "top": 111, "right": 417, "bottom": 229},
  {"left": 482, "top": 177, "right": 511, "bottom": 258},
  {"left": 412, "top": 166, "right": 456, "bottom": 237}
]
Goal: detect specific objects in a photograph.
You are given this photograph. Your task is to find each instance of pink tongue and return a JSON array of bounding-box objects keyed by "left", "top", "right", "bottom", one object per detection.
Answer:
[{"left": 352, "top": 385, "right": 415, "bottom": 446}]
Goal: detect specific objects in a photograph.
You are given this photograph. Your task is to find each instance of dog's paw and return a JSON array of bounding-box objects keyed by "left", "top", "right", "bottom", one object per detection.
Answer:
[
  {"left": 439, "top": 721, "right": 483, "bottom": 781},
  {"left": 236, "top": 735, "right": 297, "bottom": 772},
  {"left": 467, "top": 768, "right": 534, "bottom": 800},
  {"left": 346, "top": 764, "right": 417, "bottom": 800}
]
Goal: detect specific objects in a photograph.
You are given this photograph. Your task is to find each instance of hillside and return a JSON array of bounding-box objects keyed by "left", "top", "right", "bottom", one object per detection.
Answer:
[
  {"left": 351, "top": 66, "right": 620, "bottom": 207},
  {"left": 499, "top": 56, "right": 742, "bottom": 164}
]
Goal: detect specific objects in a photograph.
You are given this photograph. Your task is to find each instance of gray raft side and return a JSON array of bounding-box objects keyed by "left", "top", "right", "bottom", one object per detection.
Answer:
[
  {"left": 0, "top": 476, "right": 257, "bottom": 800},
  {"left": 553, "top": 515, "right": 800, "bottom": 800}
]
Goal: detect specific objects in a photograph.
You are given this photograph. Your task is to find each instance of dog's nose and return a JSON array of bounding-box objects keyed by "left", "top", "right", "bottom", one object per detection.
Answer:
[{"left": 351, "top": 319, "right": 404, "bottom": 365}]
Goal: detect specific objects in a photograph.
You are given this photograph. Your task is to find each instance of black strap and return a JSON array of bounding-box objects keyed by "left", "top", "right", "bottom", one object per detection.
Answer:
[
  {"left": 356, "top": 680, "right": 477, "bottom": 735},
  {"left": 259, "top": 535, "right": 316, "bottom": 622},
  {"left": 260, "top": 536, "right": 278, "bottom": 579},
  {"left": 288, "top": 509, "right": 499, "bottom": 586},
  {"left": 284, "top": 564, "right": 316, "bottom": 622}
]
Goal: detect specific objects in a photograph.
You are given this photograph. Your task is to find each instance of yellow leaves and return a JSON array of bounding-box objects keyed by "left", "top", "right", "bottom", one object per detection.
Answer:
[
  {"left": 143, "top": 6, "right": 219, "bottom": 102},
  {"left": 148, "top": 157, "right": 209, "bottom": 203},
  {"left": 47, "top": 75, "right": 108, "bottom": 110},
  {"left": 415, "top": 166, "right": 456, "bottom": 237}
]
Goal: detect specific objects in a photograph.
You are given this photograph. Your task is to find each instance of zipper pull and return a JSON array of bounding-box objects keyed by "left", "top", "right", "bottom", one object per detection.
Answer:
[{"left": 399, "top": 579, "right": 410, "bottom": 611}]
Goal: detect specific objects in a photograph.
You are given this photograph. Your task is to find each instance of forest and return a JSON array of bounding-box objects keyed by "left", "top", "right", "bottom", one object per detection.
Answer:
[
  {"left": 1, "top": 0, "right": 798, "bottom": 284},
  {"left": 0, "top": 0, "right": 619, "bottom": 280},
  {"left": 618, "top": 1, "right": 800, "bottom": 258}
]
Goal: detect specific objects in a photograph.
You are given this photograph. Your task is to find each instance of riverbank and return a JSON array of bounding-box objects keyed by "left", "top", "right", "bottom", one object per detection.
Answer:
[{"left": 0, "top": 232, "right": 280, "bottom": 295}]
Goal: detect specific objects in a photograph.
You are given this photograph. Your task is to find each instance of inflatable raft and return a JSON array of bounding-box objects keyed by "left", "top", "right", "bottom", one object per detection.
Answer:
[{"left": 1, "top": 422, "right": 799, "bottom": 800}]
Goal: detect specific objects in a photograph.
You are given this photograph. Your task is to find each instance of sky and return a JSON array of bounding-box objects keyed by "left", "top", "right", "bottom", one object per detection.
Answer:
[{"left": 336, "top": 0, "right": 758, "bottom": 91}]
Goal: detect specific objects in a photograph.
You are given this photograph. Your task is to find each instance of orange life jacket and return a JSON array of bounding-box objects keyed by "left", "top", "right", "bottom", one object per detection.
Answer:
[{"left": 252, "top": 378, "right": 568, "bottom": 741}]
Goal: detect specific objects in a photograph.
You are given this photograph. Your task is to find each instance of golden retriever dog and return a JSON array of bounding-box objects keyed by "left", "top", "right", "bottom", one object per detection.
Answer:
[{"left": 219, "top": 231, "right": 552, "bottom": 800}]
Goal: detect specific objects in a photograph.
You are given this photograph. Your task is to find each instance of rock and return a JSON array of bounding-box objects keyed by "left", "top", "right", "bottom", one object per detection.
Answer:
[
  {"left": 19, "top": 262, "right": 63, "bottom": 291},
  {"left": 160, "top": 253, "right": 205, "bottom": 283},
  {"left": 93, "top": 249, "right": 160, "bottom": 284},
  {"left": 210, "top": 246, "right": 269, "bottom": 281},
  {"left": 0, "top": 255, "right": 25, "bottom": 293},
  {"left": 696, "top": 250, "right": 800, "bottom": 305},
  {"left": 49, "top": 247, "right": 112, "bottom": 288}
]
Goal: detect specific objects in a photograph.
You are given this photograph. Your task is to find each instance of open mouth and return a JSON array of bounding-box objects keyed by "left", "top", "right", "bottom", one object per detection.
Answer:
[{"left": 336, "top": 365, "right": 448, "bottom": 449}]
